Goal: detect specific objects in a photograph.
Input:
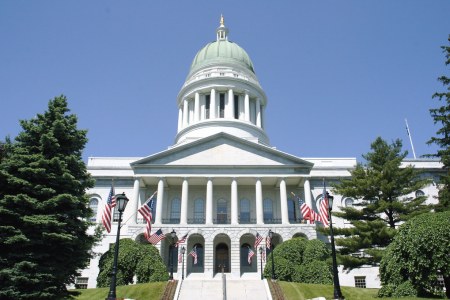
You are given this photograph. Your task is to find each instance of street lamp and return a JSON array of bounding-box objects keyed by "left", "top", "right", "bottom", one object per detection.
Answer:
[
  {"left": 259, "top": 246, "right": 263, "bottom": 280},
  {"left": 169, "top": 229, "right": 177, "bottom": 280},
  {"left": 106, "top": 193, "right": 129, "bottom": 300},
  {"left": 181, "top": 246, "right": 186, "bottom": 280},
  {"left": 327, "top": 192, "right": 344, "bottom": 300},
  {"left": 269, "top": 229, "right": 276, "bottom": 280}
]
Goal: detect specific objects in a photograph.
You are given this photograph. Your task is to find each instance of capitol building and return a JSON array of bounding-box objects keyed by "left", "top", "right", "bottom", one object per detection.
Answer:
[{"left": 78, "top": 17, "right": 441, "bottom": 290}]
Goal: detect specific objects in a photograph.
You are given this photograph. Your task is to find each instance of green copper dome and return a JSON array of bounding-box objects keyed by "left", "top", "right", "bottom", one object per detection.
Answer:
[
  {"left": 190, "top": 40, "right": 255, "bottom": 74},
  {"left": 189, "top": 16, "right": 255, "bottom": 75}
]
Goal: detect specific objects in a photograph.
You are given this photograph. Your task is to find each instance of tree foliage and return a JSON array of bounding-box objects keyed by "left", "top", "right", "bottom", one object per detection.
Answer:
[
  {"left": 0, "top": 96, "right": 98, "bottom": 299},
  {"left": 263, "top": 238, "right": 332, "bottom": 284},
  {"left": 427, "top": 35, "right": 450, "bottom": 212},
  {"left": 330, "top": 137, "right": 430, "bottom": 269},
  {"left": 97, "top": 238, "right": 168, "bottom": 287},
  {"left": 379, "top": 211, "right": 450, "bottom": 298}
]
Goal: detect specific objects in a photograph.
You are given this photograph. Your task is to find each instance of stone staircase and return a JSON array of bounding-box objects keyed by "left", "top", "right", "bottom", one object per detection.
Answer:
[{"left": 177, "top": 279, "right": 271, "bottom": 300}]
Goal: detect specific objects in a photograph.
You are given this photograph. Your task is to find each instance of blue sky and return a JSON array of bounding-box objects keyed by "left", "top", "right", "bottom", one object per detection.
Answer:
[{"left": 1, "top": 1, "right": 449, "bottom": 162}]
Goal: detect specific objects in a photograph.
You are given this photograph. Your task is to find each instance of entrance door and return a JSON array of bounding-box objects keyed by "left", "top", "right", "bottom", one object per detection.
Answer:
[{"left": 215, "top": 243, "right": 229, "bottom": 273}]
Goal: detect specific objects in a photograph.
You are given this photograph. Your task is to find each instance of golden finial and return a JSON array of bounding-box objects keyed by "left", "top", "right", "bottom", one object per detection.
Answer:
[{"left": 220, "top": 14, "right": 224, "bottom": 26}]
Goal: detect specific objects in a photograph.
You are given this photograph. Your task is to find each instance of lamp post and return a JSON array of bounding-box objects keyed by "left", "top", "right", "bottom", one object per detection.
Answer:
[
  {"left": 259, "top": 246, "right": 263, "bottom": 280},
  {"left": 106, "top": 193, "right": 129, "bottom": 300},
  {"left": 181, "top": 246, "right": 186, "bottom": 280},
  {"left": 169, "top": 229, "right": 177, "bottom": 280},
  {"left": 327, "top": 192, "right": 344, "bottom": 300},
  {"left": 269, "top": 229, "right": 276, "bottom": 280}
]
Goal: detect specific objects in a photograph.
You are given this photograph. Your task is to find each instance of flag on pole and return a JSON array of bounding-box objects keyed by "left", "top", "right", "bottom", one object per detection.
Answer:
[
  {"left": 254, "top": 232, "right": 263, "bottom": 248},
  {"left": 148, "top": 229, "right": 165, "bottom": 245},
  {"left": 101, "top": 183, "right": 116, "bottom": 233},
  {"left": 247, "top": 246, "right": 255, "bottom": 264},
  {"left": 175, "top": 233, "right": 188, "bottom": 247},
  {"left": 262, "top": 247, "right": 266, "bottom": 262},
  {"left": 266, "top": 235, "right": 271, "bottom": 250},
  {"left": 189, "top": 246, "right": 198, "bottom": 265},
  {"left": 178, "top": 252, "right": 183, "bottom": 263},
  {"left": 319, "top": 181, "right": 330, "bottom": 227},
  {"left": 138, "top": 195, "right": 155, "bottom": 239}
]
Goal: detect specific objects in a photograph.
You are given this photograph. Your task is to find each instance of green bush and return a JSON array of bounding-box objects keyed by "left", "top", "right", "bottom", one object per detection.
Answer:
[
  {"left": 97, "top": 238, "right": 168, "bottom": 287},
  {"left": 392, "top": 281, "right": 418, "bottom": 298},
  {"left": 263, "top": 237, "right": 332, "bottom": 284}
]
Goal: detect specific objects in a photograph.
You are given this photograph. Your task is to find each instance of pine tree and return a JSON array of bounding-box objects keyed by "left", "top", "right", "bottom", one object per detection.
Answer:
[
  {"left": 0, "top": 96, "right": 96, "bottom": 299},
  {"left": 427, "top": 35, "right": 450, "bottom": 212},
  {"left": 330, "top": 137, "right": 430, "bottom": 269}
]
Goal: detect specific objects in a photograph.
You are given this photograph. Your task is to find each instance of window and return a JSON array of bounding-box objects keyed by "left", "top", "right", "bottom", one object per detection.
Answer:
[
  {"left": 249, "top": 99, "right": 256, "bottom": 124},
  {"left": 217, "top": 199, "right": 228, "bottom": 224},
  {"left": 354, "top": 276, "right": 366, "bottom": 288},
  {"left": 344, "top": 198, "right": 354, "bottom": 207},
  {"left": 263, "top": 198, "right": 273, "bottom": 222},
  {"left": 205, "top": 95, "right": 210, "bottom": 119},
  {"left": 234, "top": 95, "right": 239, "bottom": 119},
  {"left": 194, "top": 198, "right": 205, "bottom": 223},
  {"left": 288, "top": 199, "right": 296, "bottom": 222},
  {"left": 75, "top": 277, "right": 88, "bottom": 289},
  {"left": 415, "top": 190, "right": 425, "bottom": 198},
  {"left": 113, "top": 206, "right": 120, "bottom": 222},
  {"left": 170, "top": 198, "right": 181, "bottom": 222},
  {"left": 240, "top": 199, "right": 250, "bottom": 223},
  {"left": 219, "top": 93, "right": 225, "bottom": 118},
  {"left": 89, "top": 198, "right": 99, "bottom": 221}
]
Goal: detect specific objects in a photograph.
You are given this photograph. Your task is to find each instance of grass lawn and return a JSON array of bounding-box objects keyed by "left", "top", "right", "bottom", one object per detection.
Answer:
[
  {"left": 70, "top": 282, "right": 167, "bottom": 300},
  {"left": 279, "top": 282, "right": 442, "bottom": 300}
]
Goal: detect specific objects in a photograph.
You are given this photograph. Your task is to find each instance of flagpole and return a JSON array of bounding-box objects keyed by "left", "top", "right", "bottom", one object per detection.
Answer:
[{"left": 405, "top": 118, "right": 417, "bottom": 159}]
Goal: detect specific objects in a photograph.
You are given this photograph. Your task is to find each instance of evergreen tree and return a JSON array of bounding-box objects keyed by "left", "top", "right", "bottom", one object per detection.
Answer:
[
  {"left": 0, "top": 96, "right": 96, "bottom": 299},
  {"left": 330, "top": 137, "right": 430, "bottom": 269},
  {"left": 427, "top": 35, "right": 450, "bottom": 212}
]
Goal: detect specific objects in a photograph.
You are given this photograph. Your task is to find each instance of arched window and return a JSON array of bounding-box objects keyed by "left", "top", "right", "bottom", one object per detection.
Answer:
[
  {"left": 288, "top": 198, "right": 296, "bottom": 222},
  {"left": 240, "top": 243, "right": 253, "bottom": 266},
  {"left": 344, "top": 198, "right": 354, "bottom": 207},
  {"left": 263, "top": 198, "right": 273, "bottom": 222},
  {"left": 217, "top": 199, "right": 228, "bottom": 224},
  {"left": 415, "top": 190, "right": 425, "bottom": 198},
  {"left": 171, "top": 198, "right": 181, "bottom": 222},
  {"left": 89, "top": 198, "right": 99, "bottom": 221},
  {"left": 194, "top": 198, "right": 205, "bottom": 223},
  {"left": 240, "top": 198, "right": 250, "bottom": 223}
]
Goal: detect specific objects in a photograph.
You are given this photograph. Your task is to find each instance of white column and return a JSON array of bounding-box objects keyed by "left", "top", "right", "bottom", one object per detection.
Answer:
[
  {"left": 130, "top": 178, "right": 140, "bottom": 225},
  {"left": 194, "top": 92, "right": 200, "bottom": 122},
  {"left": 256, "top": 178, "right": 263, "bottom": 224},
  {"left": 227, "top": 89, "right": 234, "bottom": 119},
  {"left": 231, "top": 178, "right": 238, "bottom": 224},
  {"left": 177, "top": 107, "right": 183, "bottom": 131},
  {"left": 180, "top": 178, "right": 189, "bottom": 225},
  {"left": 210, "top": 88, "right": 216, "bottom": 119},
  {"left": 304, "top": 178, "right": 312, "bottom": 208},
  {"left": 206, "top": 178, "right": 213, "bottom": 225},
  {"left": 183, "top": 99, "right": 188, "bottom": 127},
  {"left": 244, "top": 92, "right": 250, "bottom": 122},
  {"left": 280, "top": 178, "right": 289, "bottom": 224},
  {"left": 155, "top": 178, "right": 165, "bottom": 224},
  {"left": 256, "top": 98, "right": 261, "bottom": 127}
]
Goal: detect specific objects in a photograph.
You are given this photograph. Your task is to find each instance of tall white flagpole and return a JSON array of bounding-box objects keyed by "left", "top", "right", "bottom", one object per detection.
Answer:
[{"left": 405, "top": 118, "right": 417, "bottom": 159}]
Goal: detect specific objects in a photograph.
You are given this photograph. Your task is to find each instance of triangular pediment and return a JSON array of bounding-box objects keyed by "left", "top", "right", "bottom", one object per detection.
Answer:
[{"left": 131, "top": 133, "right": 313, "bottom": 169}]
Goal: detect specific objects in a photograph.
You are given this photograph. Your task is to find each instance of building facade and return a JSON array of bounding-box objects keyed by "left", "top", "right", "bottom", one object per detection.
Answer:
[{"left": 78, "top": 18, "right": 442, "bottom": 290}]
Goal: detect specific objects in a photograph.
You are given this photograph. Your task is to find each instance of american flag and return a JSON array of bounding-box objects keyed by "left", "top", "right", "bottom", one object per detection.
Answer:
[
  {"left": 247, "top": 246, "right": 255, "bottom": 264},
  {"left": 319, "top": 182, "right": 330, "bottom": 227},
  {"left": 262, "top": 247, "right": 266, "bottom": 262},
  {"left": 101, "top": 184, "right": 116, "bottom": 233},
  {"left": 189, "top": 246, "right": 198, "bottom": 265},
  {"left": 178, "top": 250, "right": 183, "bottom": 263},
  {"left": 292, "top": 192, "right": 320, "bottom": 224},
  {"left": 175, "top": 233, "right": 188, "bottom": 248},
  {"left": 148, "top": 229, "right": 165, "bottom": 245},
  {"left": 266, "top": 235, "right": 271, "bottom": 250},
  {"left": 254, "top": 232, "right": 263, "bottom": 248},
  {"left": 138, "top": 196, "right": 155, "bottom": 239}
]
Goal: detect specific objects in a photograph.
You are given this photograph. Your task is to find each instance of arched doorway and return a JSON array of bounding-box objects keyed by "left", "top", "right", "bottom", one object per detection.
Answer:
[{"left": 215, "top": 243, "right": 229, "bottom": 273}]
